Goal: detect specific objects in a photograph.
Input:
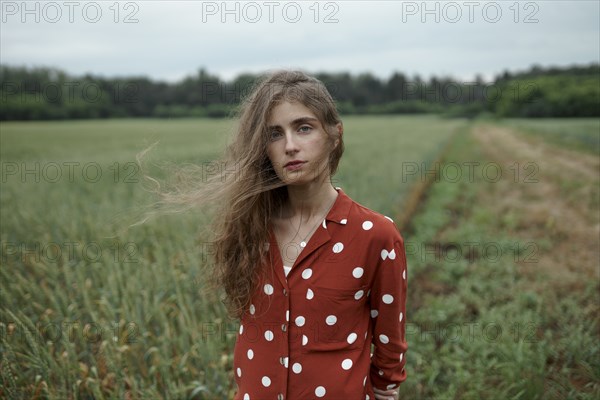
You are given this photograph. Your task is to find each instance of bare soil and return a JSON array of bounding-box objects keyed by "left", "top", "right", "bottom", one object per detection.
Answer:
[{"left": 471, "top": 124, "right": 600, "bottom": 293}]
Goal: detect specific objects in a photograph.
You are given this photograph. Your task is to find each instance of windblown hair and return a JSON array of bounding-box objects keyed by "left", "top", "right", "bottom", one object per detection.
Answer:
[{"left": 135, "top": 70, "right": 344, "bottom": 318}]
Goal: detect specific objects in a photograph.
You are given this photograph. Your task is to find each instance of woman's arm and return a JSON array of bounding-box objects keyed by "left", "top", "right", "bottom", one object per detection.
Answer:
[{"left": 369, "top": 224, "right": 408, "bottom": 395}]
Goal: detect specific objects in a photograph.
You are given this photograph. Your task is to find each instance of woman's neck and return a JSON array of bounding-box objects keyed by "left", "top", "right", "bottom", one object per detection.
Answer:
[{"left": 283, "top": 180, "right": 338, "bottom": 222}]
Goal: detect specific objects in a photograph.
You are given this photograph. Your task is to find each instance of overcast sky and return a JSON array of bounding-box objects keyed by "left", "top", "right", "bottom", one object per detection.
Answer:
[{"left": 1, "top": 0, "right": 598, "bottom": 83}]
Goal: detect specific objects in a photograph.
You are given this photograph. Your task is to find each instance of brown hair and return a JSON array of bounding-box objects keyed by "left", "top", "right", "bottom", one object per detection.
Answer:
[{"left": 135, "top": 70, "right": 344, "bottom": 317}]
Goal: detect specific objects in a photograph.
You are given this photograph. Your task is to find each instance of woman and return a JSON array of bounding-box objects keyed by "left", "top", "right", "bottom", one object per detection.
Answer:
[
  {"left": 139, "top": 70, "right": 407, "bottom": 399},
  {"left": 220, "top": 70, "right": 407, "bottom": 400}
]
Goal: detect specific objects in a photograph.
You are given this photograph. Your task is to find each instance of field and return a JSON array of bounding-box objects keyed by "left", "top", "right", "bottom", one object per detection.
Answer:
[
  {"left": 1, "top": 115, "right": 598, "bottom": 399},
  {"left": 496, "top": 118, "right": 600, "bottom": 156}
]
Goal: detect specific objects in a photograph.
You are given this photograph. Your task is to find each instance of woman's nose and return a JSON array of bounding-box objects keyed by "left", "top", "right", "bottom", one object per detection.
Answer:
[{"left": 284, "top": 133, "right": 299, "bottom": 153}]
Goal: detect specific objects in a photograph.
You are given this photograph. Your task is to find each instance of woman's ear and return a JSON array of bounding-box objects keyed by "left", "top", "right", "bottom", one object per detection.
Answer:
[{"left": 334, "top": 122, "right": 343, "bottom": 148}]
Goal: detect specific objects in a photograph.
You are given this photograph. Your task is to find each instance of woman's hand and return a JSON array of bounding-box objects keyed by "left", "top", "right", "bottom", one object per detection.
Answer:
[{"left": 373, "top": 386, "right": 398, "bottom": 400}]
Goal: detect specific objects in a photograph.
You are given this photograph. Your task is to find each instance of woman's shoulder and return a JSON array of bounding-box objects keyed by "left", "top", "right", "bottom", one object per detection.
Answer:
[{"left": 345, "top": 194, "right": 403, "bottom": 240}]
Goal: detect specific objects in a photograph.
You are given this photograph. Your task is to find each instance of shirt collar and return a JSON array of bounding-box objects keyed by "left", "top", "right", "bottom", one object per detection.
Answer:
[{"left": 325, "top": 187, "right": 353, "bottom": 225}]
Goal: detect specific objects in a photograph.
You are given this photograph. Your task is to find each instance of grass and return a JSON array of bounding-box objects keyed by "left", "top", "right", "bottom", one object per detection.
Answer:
[
  {"left": 496, "top": 118, "right": 600, "bottom": 156},
  {"left": 0, "top": 115, "right": 463, "bottom": 399},
  {"left": 1, "top": 115, "right": 597, "bottom": 399},
  {"left": 399, "top": 119, "right": 599, "bottom": 399}
]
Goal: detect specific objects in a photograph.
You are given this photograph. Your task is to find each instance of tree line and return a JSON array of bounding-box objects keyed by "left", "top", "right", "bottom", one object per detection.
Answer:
[{"left": 0, "top": 63, "right": 598, "bottom": 120}]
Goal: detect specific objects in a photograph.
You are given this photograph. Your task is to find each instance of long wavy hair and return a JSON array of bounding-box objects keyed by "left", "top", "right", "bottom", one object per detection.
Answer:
[{"left": 135, "top": 70, "right": 344, "bottom": 318}]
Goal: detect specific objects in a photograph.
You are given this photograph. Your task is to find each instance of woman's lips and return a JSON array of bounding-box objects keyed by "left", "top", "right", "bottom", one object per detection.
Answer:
[{"left": 284, "top": 161, "right": 306, "bottom": 171}]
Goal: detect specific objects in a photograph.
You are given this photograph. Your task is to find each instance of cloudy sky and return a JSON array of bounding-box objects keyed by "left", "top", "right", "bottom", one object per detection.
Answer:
[{"left": 1, "top": 0, "right": 598, "bottom": 83}]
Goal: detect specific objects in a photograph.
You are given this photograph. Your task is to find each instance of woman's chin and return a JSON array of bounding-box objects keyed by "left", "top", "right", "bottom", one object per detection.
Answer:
[
  {"left": 277, "top": 167, "right": 329, "bottom": 187},
  {"left": 278, "top": 169, "right": 305, "bottom": 183}
]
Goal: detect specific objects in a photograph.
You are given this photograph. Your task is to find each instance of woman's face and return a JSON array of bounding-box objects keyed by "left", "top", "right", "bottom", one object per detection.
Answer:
[{"left": 266, "top": 101, "right": 340, "bottom": 186}]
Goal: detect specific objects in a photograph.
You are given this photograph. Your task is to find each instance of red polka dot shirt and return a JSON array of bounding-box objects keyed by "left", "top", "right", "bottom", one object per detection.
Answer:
[{"left": 233, "top": 187, "right": 408, "bottom": 399}]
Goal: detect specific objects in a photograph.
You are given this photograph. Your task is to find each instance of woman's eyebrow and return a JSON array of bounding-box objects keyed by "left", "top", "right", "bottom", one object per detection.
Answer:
[{"left": 268, "top": 116, "right": 319, "bottom": 130}]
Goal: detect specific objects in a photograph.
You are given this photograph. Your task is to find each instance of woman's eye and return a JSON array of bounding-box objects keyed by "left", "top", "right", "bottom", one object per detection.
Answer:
[
  {"left": 299, "top": 126, "right": 312, "bottom": 133},
  {"left": 270, "top": 130, "right": 283, "bottom": 140}
]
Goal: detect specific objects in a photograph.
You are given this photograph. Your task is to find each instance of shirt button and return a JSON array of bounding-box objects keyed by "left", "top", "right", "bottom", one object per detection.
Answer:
[
  {"left": 283, "top": 289, "right": 288, "bottom": 296},
  {"left": 278, "top": 394, "right": 284, "bottom": 400},
  {"left": 279, "top": 357, "right": 285, "bottom": 365},
  {"left": 281, "top": 324, "right": 287, "bottom": 332}
]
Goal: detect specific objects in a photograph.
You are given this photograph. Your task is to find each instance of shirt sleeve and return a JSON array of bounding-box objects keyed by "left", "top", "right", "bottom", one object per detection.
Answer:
[{"left": 369, "top": 224, "right": 408, "bottom": 390}]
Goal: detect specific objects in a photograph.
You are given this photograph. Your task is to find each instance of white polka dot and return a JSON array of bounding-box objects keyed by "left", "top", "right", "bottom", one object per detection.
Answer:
[
  {"left": 315, "top": 386, "right": 326, "bottom": 397},
  {"left": 388, "top": 249, "right": 396, "bottom": 260},
  {"left": 322, "top": 219, "right": 327, "bottom": 229},
  {"left": 249, "top": 304, "right": 255, "bottom": 315},
  {"left": 302, "top": 268, "right": 313, "bottom": 279},
  {"left": 385, "top": 216, "right": 394, "bottom": 222},
  {"left": 264, "top": 330, "right": 274, "bottom": 341},
  {"left": 261, "top": 376, "right": 271, "bottom": 387},
  {"left": 403, "top": 269, "right": 406, "bottom": 280},
  {"left": 326, "top": 315, "right": 337, "bottom": 325},
  {"left": 400, "top": 353, "right": 404, "bottom": 362},
  {"left": 363, "top": 376, "right": 367, "bottom": 386},
  {"left": 354, "top": 290, "right": 364, "bottom": 300},
  {"left": 302, "top": 335, "right": 308, "bottom": 345},
  {"left": 264, "top": 284, "right": 274, "bottom": 295},
  {"left": 362, "top": 221, "right": 373, "bottom": 230},
  {"left": 382, "top": 294, "right": 394, "bottom": 304},
  {"left": 399, "top": 312, "right": 403, "bottom": 322},
  {"left": 295, "top": 316, "right": 305, "bottom": 327},
  {"left": 352, "top": 267, "right": 364, "bottom": 278},
  {"left": 292, "top": 363, "right": 302, "bottom": 373},
  {"left": 306, "top": 288, "right": 314, "bottom": 300},
  {"left": 347, "top": 332, "right": 358, "bottom": 344},
  {"left": 366, "top": 395, "right": 370, "bottom": 400},
  {"left": 381, "top": 249, "right": 389, "bottom": 260},
  {"left": 236, "top": 367, "right": 242, "bottom": 377},
  {"left": 378, "top": 369, "right": 384, "bottom": 376},
  {"left": 283, "top": 357, "right": 289, "bottom": 368},
  {"left": 371, "top": 309, "right": 378, "bottom": 318},
  {"left": 286, "top": 310, "right": 289, "bottom": 321},
  {"left": 379, "top": 334, "right": 390, "bottom": 344},
  {"left": 387, "top": 384, "right": 397, "bottom": 390},
  {"left": 341, "top": 359, "right": 353, "bottom": 370},
  {"left": 247, "top": 349, "right": 254, "bottom": 359},
  {"left": 340, "top": 218, "right": 347, "bottom": 224},
  {"left": 332, "top": 242, "right": 344, "bottom": 253},
  {"left": 239, "top": 324, "right": 244, "bottom": 335},
  {"left": 243, "top": 394, "right": 250, "bottom": 400}
]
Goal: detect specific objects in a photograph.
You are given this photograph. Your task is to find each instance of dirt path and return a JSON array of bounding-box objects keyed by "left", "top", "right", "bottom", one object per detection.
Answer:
[{"left": 471, "top": 124, "right": 600, "bottom": 291}]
